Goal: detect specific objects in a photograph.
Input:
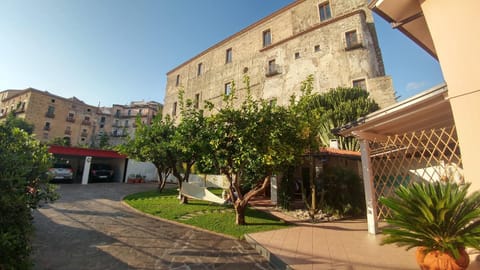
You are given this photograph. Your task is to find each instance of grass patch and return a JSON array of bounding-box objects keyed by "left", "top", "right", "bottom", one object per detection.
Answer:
[{"left": 124, "top": 188, "right": 291, "bottom": 239}]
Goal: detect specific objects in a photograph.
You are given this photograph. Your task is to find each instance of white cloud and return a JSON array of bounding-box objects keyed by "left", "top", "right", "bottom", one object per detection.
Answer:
[{"left": 406, "top": 81, "right": 427, "bottom": 91}]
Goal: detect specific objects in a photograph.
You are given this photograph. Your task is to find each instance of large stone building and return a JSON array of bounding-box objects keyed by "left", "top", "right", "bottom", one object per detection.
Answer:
[
  {"left": 0, "top": 88, "right": 161, "bottom": 147},
  {"left": 163, "top": 0, "right": 396, "bottom": 120}
]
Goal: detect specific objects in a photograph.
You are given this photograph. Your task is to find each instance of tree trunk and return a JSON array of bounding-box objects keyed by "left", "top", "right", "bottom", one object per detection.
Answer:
[{"left": 234, "top": 203, "right": 247, "bottom": 225}]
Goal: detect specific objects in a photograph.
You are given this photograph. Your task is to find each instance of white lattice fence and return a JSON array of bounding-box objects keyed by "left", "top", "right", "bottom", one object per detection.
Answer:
[{"left": 369, "top": 126, "right": 463, "bottom": 220}]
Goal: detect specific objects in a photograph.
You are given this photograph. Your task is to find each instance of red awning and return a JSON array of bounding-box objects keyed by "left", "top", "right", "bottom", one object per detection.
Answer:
[{"left": 48, "top": 145, "right": 126, "bottom": 159}]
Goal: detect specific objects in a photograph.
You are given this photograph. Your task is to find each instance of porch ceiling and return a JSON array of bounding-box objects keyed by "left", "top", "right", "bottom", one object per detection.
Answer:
[
  {"left": 369, "top": 0, "right": 437, "bottom": 58},
  {"left": 336, "top": 84, "right": 453, "bottom": 141}
]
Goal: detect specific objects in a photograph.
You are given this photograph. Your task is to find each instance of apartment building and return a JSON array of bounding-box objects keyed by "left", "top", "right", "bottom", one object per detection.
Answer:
[
  {"left": 164, "top": 0, "right": 396, "bottom": 120},
  {"left": 0, "top": 88, "right": 98, "bottom": 146},
  {"left": 107, "top": 101, "right": 161, "bottom": 146},
  {"left": 0, "top": 88, "right": 162, "bottom": 147}
]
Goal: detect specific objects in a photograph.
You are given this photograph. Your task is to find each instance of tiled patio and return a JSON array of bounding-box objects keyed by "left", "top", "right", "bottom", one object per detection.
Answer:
[{"left": 247, "top": 202, "right": 480, "bottom": 270}]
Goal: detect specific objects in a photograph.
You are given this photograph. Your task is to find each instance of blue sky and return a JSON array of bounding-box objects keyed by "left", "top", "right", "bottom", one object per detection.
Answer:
[{"left": 0, "top": 0, "right": 444, "bottom": 106}]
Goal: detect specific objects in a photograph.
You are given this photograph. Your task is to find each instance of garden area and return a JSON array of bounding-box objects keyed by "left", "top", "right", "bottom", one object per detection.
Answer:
[{"left": 124, "top": 188, "right": 290, "bottom": 239}]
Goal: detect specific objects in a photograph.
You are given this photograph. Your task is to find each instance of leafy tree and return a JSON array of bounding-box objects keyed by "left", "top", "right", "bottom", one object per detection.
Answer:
[
  {"left": 311, "top": 86, "right": 379, "bottom": 151},
  {"left": 204, "top": 77, "right": 303, "bottom": 225},
  {"left": 48, "top": 137, "right": 71, "bottom": 147},
  {"left": 170, "top": 89, "right": 211, "bottom": 203},
  {"left": 0, "top": 124, "right": 58, "bottom": 269},
  {"left": 98, "top": 132, "right": 110, "bottom": 149},
  {"left": 117, "top": 114, "right": 175, "bottom": 192},
  {"left": 4, "top": 112, "right": 34, "bottom": 134},
  {"left": 289, "top": 77, "right": 379, "bottom": 220},
  {"left": 288, "top": 75, "right": 324, "bottom": 221}
]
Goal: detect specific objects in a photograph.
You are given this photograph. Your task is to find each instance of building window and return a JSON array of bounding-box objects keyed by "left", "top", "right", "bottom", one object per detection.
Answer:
[
  {"left": 100, "top": 116, "right": 106, "bottom": 123},
  {"left": 115, "top": 109, "right": 121, "bottom": 118},
  {"left": 115, "top": 119, "right": 119, "bottom": 127},
  {"left": 353, "top": 79, "right": 367, "bottom": 90},
  {"left": 46, "top": 106, "right": 55, "bottom": 118},
  {"left": 294, "top": 52, "right": 300, "bottom": 59},
  {"left": 263, "top": 29, "right": 271, "bottom": 47},
  {"left": 194, "top": 93, "right": 200, "bottom": 109},
  {"left": 100, "top": 124, "right": 104, "bottom": 129},
  {"left": 267, "top": 59, "right": 281, "bottom": 76},
  {"left": 226, "top": 48, "right": 232, "bottom": 63},
  {"left": 197, "top": 62, "right": 203, "bottom": 76},
  {"left": 51, "top": 99, "right": 55, "bottom": 103},
  {"left": 66, "top": 112, "right": 75, "bottom": 122},
  {"left": 125, "top": 120, "right": 129, "bottom": 127},
  {"left": 345, "top": 30, "right": 361, "bottom": 49},
  {"left": 224, "top": 82, "right": 232, "bottom": 96},
  {"left": 319, "top": 2, "right": 332, "bottom": 22},
  {"left": 43, "top": 122, "right": 51, "bottom": 131},
  {"left": 128, "top": 109, "right": 131, "bottom": 116},
  {"left": 314, "top": 45, "right": 320, "bottom": 52},
  {"left": 172, "top": 102, "right": 177, "bottom": 116},
  {"left": 176, "top": 74, "right": 180, "bottom": 86}
]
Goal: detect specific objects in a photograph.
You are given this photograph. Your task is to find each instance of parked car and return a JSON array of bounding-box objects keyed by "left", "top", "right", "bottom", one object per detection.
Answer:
[
  {"left": 48, "top": 163, "right": 74, "bottom": 182},
  {"left": 89, "top": 163, "right": 114, "bottom": 181}
]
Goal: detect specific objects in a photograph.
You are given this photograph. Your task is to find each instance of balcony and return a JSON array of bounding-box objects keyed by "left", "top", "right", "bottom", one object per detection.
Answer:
[
  {"left": 45, "top": 112, "right": 55, "bottom": 118},
  {"left": 266, "top": 64, "right": 282, "bottom": 77},
  {"left": 64, "top": 129, "right": 72, "bottom": 135},
  {"left": 66, "top": 117, "right": 75, "bottom": 123},
  {"left": 81, "top": 120, "right": 91, "bottom": 126}
]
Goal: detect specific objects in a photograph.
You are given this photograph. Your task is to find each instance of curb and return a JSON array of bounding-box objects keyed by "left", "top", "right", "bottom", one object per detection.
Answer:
[
  {"left": 244, "top": 234, "right": 293, "bottom": 270},
  {"left": 120, "top": 199, "right": 239, "bottom": 240}
]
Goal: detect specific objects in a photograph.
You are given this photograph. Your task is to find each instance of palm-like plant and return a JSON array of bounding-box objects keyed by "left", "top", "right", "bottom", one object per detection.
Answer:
[{"left": 380, "top": 181, "right": 480, "bottom": 260}]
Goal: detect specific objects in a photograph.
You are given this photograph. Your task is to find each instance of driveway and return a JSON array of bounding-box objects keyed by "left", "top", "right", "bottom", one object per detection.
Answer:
[{"left": 32, "top": 183, "right": 273, "bottom": 270}]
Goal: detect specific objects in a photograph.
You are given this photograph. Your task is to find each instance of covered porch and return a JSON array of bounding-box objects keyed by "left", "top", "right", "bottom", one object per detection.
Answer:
[{"left": 335, "top": 84, "right": 463, "bottom": 234}]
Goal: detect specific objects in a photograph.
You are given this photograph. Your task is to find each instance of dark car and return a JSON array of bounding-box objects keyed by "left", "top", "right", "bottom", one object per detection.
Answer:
[
  {"left": 48, "top": 163, "right": 74, "bottom": 182},
  {"left": 89, "top": 163, "right": 114, "bottom": 181}
]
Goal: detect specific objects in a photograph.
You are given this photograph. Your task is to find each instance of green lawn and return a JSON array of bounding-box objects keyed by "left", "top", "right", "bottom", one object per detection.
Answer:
[{"left": 124, "top": 188, "right": 291, "bottom": 239}]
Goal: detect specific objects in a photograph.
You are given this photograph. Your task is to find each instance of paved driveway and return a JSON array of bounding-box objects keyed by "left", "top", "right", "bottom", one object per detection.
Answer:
[{"left": 32, "top": 183, "right": 273, "bottom": 270}]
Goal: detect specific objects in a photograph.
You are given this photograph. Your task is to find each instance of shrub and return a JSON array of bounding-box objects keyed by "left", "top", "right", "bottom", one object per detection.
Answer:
[{"left": 0, "top": 125, "right": 58, "bottom": 269}]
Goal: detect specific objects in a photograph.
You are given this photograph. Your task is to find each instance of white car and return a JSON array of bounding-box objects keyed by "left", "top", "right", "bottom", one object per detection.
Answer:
[{"left": 48, "top": 163, "right": 74, "bottom": 182}]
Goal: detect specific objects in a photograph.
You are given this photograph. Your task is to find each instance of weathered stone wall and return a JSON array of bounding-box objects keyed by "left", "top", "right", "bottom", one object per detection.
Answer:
[{"left": 163, "top": 0, "right": 395, "bottom": 120}]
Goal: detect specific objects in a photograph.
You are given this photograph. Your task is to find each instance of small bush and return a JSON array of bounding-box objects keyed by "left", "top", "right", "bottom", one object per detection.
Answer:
[{"left": 0, "top": 125, "right": 58, "bottom": 269}]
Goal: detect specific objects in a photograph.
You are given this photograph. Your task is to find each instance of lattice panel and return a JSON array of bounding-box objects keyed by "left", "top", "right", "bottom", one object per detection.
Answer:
[{"left": 369, "top": 126, "right": 463, "bottom": 220}]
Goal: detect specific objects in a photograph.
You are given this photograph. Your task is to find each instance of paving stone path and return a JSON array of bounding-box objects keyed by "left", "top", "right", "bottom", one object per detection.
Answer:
[{"left": 32, "top": 183, "right": 273, "bottom": 270}]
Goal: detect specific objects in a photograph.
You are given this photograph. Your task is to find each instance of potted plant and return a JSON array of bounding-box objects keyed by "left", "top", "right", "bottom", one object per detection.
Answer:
[{"left": 380, "top": 181, "right": 480, "bottom": 270}]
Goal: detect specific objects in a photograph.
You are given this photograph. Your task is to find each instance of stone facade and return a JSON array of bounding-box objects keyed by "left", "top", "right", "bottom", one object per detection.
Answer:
[
  {"left": 0, "top": 88, "right": 161, "bottom": 147},
  {"left": 0, "top": 88, "right": 98, "bottom": 146},
  {"left": 163, "top": 0, "right": 395, "bottom": 120}
]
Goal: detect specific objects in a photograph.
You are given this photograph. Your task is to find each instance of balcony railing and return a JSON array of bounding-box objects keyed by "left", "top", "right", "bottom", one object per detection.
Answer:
[
  {"left": 45, "top": 112, "right": 55, "bottom": 118},
  {"left": 266, "top": 64, "right": 282, "bottom": 77},
  {"left": 64, "top": 129, "right": 72, "bottom": 135},
  {"left": 66, "top": 117, "right": 75, "bottom": 123},
  {"left": 81, "top": 120, "right": 91, "bottom": 126}
]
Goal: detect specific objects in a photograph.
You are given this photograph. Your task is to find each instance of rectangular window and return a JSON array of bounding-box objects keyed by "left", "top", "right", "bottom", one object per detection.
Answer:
[
  {"left": 127, "top": 109, "right": 131, "bottom": 116},
  {"left": 353, "top": 79, "right": 367, "bottom": 90},
  {"left": 294, "top": 52, "right": 300, "bottom": 59},
  {"left": 319, "top": 2, "right": 332, "bottom": 22},
  {"left": 267, "top": 59, "right": 277, "bottom": 76},
  {"left": 224, "top": 82, "right": 232, "bottom": 96},
  {"left": 46, "top": 105, "right": 55, "bottom": 118},
  {"left": 197, "top": 62, "right": 203, "bottom": 76},
  {"left": 175, "top": 74, "right": 180, "bottom": 86},
  {"left": 100, "top": 116, "right": 106, "bottom": 123},
  {"left": 172, "top": 102, "right": 177, "bottom": 116},
  {"left": 263, "top": 29, "right": 271, "bottom": 47},
  {"left": 225, "top": 48, "right": 232, "bottom": 63},
  {"left": 345, "top": 30, "right": 360, "bottom": 49},
  {"left": 125, "top": 120, "right": 129, "bottom": 127},
  {"left": 314, "top": 45, "right": 320, "bottom": 52},
  {"left": 194, "top": 93, "right": 200, "bottom": 109},
  {"left": 44, "top": 122, "right": 50, "bottom": 131}
]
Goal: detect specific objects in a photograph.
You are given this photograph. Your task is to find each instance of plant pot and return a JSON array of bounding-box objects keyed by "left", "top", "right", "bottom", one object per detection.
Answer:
[{"left": 416, "top": 247, "right": 470, "bottom": 270}]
